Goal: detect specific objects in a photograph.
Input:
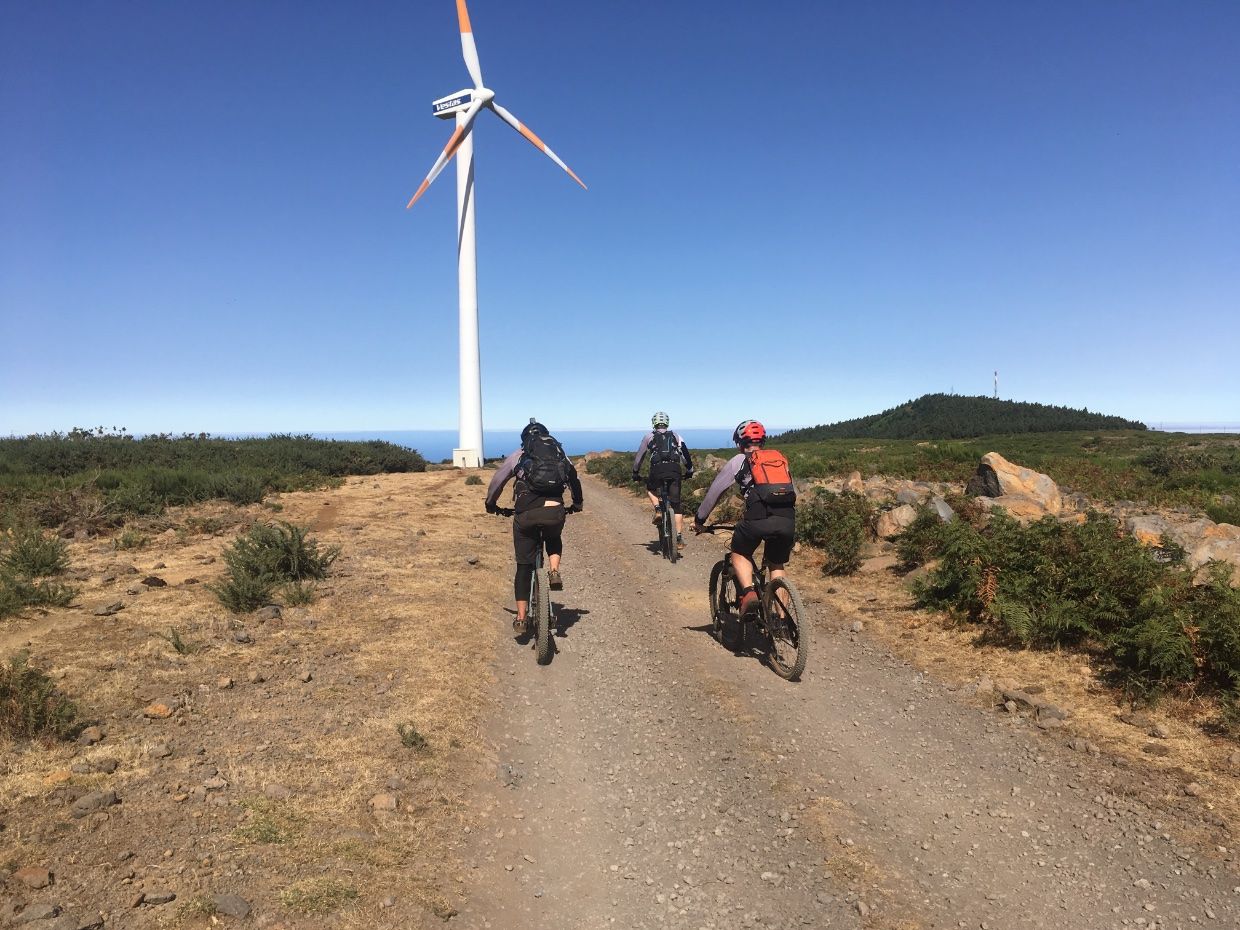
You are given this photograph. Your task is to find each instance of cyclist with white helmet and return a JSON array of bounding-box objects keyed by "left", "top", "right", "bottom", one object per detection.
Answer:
[
  {"left": 693, "top": 420, "right": 797, "bottom": 616},
  {"left": 632, "top": 412, "right": 695, "bottom": 550}
]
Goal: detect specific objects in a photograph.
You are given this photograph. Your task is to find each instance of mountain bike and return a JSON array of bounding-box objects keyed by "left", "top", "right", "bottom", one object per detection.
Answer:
[
  {"left": 703, "top": 525, "right": 809, "bottom": 681},
  {"left": 655, "top": 478, "right": 680, "bottom": 563},
  {"left": 493, "top": 507, "right": 569, "bottom": 665}
]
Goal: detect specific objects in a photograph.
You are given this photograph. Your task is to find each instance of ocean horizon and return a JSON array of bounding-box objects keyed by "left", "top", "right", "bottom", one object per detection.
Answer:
[{"left": 312, "top": 429, "right": 739, "bottom": 462}]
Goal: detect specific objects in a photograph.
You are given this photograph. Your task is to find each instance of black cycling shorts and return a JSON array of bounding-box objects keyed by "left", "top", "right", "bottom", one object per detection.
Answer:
[
  {"left": 646, "top": 476, "right": 682, "bottom": 511},
  {"left": 731, "top": 514, "right": 795, "bottom": 565},
  {"left": 513, "top": 505, "right": 566, "bottom": 600}
]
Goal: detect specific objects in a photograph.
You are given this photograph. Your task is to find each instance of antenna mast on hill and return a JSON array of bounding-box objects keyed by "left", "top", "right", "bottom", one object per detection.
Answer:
[{"left": 993, "top": 370, "right": 998, "bottom": 399}]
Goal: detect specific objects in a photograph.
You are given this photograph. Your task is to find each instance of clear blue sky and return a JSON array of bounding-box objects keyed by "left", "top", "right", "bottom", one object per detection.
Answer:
[{"left": 2, "top": 0, "right": 1237, "bottom": 435}]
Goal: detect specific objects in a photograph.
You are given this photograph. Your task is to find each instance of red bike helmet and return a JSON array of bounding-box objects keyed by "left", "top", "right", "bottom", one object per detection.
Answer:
[{"left": 733, "top": 419, "right": 767, "bottom": 447}]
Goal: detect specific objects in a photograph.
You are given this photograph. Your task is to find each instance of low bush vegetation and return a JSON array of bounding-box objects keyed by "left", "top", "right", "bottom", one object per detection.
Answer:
[
  {"left": 0, "top": 429, "right": 427, "bottom": 533},
  {"left": 211, "top": 522, "right": 339, "bottom": 613},
  {"left": 0, "top": 652, "right": 83, "bottom": 741},
  {"left": 797, "top": 490, "right": 875, "bottom": 575},
  {"left": 0, "top": 527, "right": 76, "bottom": 620},
  {"left": 898, "top": 510, "right": 1240, "bottom": 696}
]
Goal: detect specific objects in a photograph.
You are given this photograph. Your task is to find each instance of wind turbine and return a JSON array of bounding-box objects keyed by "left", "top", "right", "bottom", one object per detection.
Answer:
[{"left": 407, "top": 0, "right": 586, "bottom": 468}]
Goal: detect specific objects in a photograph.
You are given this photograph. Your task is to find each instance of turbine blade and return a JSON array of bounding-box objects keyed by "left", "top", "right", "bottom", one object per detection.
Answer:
[
  {"left": 489, "top": 101, "right": 587, "bottom": 190},
  {"left": 406, "top": 99, "right": 484, "bottom": 208},
  {"left": 457, "top": 0, "right": 483, "bottom": 88}
]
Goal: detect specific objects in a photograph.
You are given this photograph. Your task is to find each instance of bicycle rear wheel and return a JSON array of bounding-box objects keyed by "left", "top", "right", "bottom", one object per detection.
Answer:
[
  {"left": 762, "top": 577, "right": 809, "bottom": 681},
  {"left": 534, "top": 568, "right": 553, "bottom": 665},
  {"left": 663, "top": 504, "right": 678, "bottom": 563},
  {"left": 709, "top": 559, "right": 740, "bottom": 652}
]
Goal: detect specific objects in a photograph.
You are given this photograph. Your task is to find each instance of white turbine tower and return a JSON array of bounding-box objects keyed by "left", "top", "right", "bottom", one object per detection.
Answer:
[{"left": 407, "top": 0, "right": 586, "bottom": 468}]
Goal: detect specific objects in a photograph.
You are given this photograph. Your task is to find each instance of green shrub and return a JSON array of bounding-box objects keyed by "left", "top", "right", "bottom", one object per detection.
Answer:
[
  {"left": 911, "top": 510, "right": 1240, "bottom": 693},
  {"left": 211, "top": 522, "right": 338, "bottom": 614},
  {"left": 210, "top": 569, "right": 276, "bottom": 614},
  {"left": 114, "top": 528, "right": 149, "bottom": 550},
  {"left": 464, "top": 475, "right": 483, "bottom": 486},
  {"left": 893, "top": 506, "right": 950, "bottom": 568},
  {"left": 797, "top": 489, "right": 874, "bottom": 576},
  {"left": 1, "top": 527, "right": 69, "bottom": 578},
  {"left": 281, "top": 581, "right": 318, "bottom": 606},
  {"left": 0, "top": 652, "right": 83, "bottom": 741},
  {"left": 159, "top": 627, "right": 197, "bottom": 655}
]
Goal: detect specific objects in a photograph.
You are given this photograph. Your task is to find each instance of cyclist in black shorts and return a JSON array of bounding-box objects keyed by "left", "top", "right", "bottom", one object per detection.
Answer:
[
  {"left": 632, "top": 411, "right": 694, "bottom": 549},
  {"left": 693, "top": 419, "right": 796, "bottom": 615},
  {"left": 485, "top": 420, "right": 583, "bottom": 635}
]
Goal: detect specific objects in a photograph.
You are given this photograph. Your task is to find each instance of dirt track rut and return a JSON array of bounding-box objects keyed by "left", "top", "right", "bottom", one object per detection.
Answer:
[{"left": 452, "top": 477, "right": 1238, "bottom": 929}]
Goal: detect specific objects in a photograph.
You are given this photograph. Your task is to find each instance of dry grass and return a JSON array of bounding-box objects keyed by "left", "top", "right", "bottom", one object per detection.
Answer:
[{"left": 0, "top": 469, "right": 507, "bottom": 926}]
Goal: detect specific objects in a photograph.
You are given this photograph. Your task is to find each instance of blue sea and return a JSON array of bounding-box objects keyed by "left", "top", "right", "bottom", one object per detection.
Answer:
[{"left": 313, "top": 429, "right": 737, "bottom": 462}]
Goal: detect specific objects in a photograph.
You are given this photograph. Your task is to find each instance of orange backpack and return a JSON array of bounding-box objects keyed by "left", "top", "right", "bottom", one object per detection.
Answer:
[{"left": 745, "top": 448, "right": 797, "bottom": 507}]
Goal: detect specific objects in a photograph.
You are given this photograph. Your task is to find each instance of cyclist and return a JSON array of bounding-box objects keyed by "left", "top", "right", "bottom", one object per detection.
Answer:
[
  {"left": 485, "top": 420, "right": 583, "bottom": 635},
  {"left": 693, "top": 419, "right": 796, "bottom": 615},
  {"left": 632, "top": 412, "right": 694, "bottom": 550}
]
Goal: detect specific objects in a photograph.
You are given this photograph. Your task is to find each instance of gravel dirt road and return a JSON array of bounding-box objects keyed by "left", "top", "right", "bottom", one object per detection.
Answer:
[{"left": 454, "top": 475, "right": 1239, "bottom": 930}]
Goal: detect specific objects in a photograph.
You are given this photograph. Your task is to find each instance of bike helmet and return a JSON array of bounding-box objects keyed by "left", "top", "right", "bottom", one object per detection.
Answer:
[
  {"left": 521, "top": 418, "right": 548, "bottom": 442},
  {"left": 732, "top": 419, "right": 766, "bottom": 447},
  {"left": 651, "top": 411, "right": 670, "bottom": 429}
]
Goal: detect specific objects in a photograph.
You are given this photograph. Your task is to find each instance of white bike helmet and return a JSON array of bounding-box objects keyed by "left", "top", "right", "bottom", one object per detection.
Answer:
[{"left": 651, "top": 411, "right": 670, "bottom": 429}]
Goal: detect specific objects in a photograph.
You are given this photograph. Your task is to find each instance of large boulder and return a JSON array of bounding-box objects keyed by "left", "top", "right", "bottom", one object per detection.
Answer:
[
  {"left": 842, "top": 471, "right": 864, "bottom": 495},
  {"left": 977, "top": 495, "right": 1055, "bottom": 522},
  {"left": 966, "top": 453, "right": 1061, "bottom": 516}
]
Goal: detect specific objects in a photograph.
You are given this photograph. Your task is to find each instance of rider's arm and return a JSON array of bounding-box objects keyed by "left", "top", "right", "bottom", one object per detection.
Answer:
[
  {"left": 695, "top": 453, "right": 744, "bottom": 525},
  {"left": 631, "top": 433, "right": 653, "bottom": 475},
  {"left": 566, "top": 459, "right": 584, "bottom": 509},
  {"left": 677, "top": 433, "right": 694, "bottom": 473},
  {"left": 485, "top": 450, "right": 522, "bottom": 509}
]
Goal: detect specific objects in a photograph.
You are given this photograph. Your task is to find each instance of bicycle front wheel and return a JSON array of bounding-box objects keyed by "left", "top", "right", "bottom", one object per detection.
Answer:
[
  {"left": 762, "top": 577, "right": 808, "bottom": 680},
  {"left": 534, "top": 569, "right": 554, "bottom": 665}
]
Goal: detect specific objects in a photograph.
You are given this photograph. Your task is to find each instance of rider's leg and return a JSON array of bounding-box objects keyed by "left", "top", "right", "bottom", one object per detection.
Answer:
[
  {"left": 512, "top": 511, "right": 539, "bottom": 625},
  {"left": 730, "top": 551, "right": 755, "bottom": 590},
  {"left": 543, "top": 507, "right": 567, "bottom": 585}
]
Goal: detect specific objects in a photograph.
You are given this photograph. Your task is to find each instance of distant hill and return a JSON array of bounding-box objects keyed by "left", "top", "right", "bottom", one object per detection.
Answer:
[{"left": 777, "top": 394, "right": 1147, "bottom": 442}]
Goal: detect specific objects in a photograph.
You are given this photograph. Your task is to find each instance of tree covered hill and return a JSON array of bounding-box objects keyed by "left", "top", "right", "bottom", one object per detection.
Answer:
[{"left": 777, "top": 394, "right": 1147, "bottom": 441}]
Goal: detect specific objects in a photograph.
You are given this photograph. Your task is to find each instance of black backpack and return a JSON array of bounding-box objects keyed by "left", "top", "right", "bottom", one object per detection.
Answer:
[
  {"left": 518, "top": 434, "right": 571, "bottom": 496},
  {"left": 648, "top": 431, "right": 682, "bottom": 480}
]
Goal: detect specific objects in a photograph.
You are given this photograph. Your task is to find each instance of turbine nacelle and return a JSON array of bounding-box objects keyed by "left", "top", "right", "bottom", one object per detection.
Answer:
[{"left": 432, "top": 87, "right": 495, "bottom": 119}]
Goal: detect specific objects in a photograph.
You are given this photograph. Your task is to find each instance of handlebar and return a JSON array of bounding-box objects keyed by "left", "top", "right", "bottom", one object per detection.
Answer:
[
  {"left": 697, "top": 523, "right": 736, "bottom": 534},
  {"left": 488, "top": 505, "right": 580, "bottom": 518}
]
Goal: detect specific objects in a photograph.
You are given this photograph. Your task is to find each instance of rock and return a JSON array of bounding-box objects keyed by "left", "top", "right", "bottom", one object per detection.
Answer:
[
  {"left": 1185, "top": 782, "right": 1204, "bottom": 797},
  {"left": 704, "top": 454, "right": 730, "bottom": 472},
  {"left": 255, "top": 605, "right": 281, "bottom": 621},
  {"left": 204, "top": 776, "right": 228, "bottom": 791},
  {"left": 15, "top": 865, "right": 52, "bottom": 888},
  {"left": 100, "top": 571, "right": 118, "bottom": 584},
  {"left": 92, "top": 601, "right": 124, "bottom": 617},
  {"left": 465, "top": 555, "right": 480, "bottom": 566},
  {"left": 152, "top": 561, "right": 166, "bottom": 569},
  {"left": 1228, "top": 750, "right": 1240, "bottom": 769},
  {"left": 182, "top": 577, "right": 199, "bottom": 585},
  {"left": 977, "top": 494, "right": 1055, "bottom": 522},
  {"left": 1119, "top": 711, "right": 1153, "bottom": 729},
  {"left": 264, "top": 783, "right": 291, "bottom": 800},
  {"left": 966, "top": 452, "right": 1061, "bottom": 515},
  {"left": 370, "top": 793, "right": 398, "bottom": 812},
  {"left": 143, "top": 891, "right": 176, "bottom": 905},
  {"left": 1142, "top": 742, "right": 1172, "bottom": 757},
  {"left": 1186, "top": 537, "right": 1240, "bottom": 575},
  {"left": 1002, "top": 700, "right": 1019, "bottom": 714},
  {"left": 247, "top": 670, "right": 266, "bottom": 684},
  {"left": 148, "top": 743, "right": 172, "bottom": 759},
  {"left": 896, "top": 487, "right": 923, "bottom": 506},
  {"left": 849, "top": 620, "right": 864, "bottom": 633},
  {"left": 15, "top": 903, "right": 60, "bottom": 923},
  {"left": 140, "top": 576, "right": 167, "bottom": 587},
  {"left": 299, "top": 670, "right": 313, "bottom": 683},
  {"left": 217, "top": 676, "right": 234, "bottom": 690},
  {"left": 1150, "top": 722, "right": 1171, "bottom": 739},
  {"left": 929, "top": 496, "right": 956, "bottom": 523},
  {"left": 876, "top": 504, "right": 918, "bottom": 539},
  {"left": 1001, "top": 689, "right": 1037, "bottom": 711},
  {"left": 232, "top": 630, "right": 254, "bottom": 644},
  {"left": 1127, "top": 514, "right": 1173, "bottom": 547},
  {"left": 77, "top": 725, "right": 104, "bottom": 746},
  {"left": 858, "top": 555, "right": 900, "bottom": 574},
  {"left": 842, "top": 471, "right": 864, "bottom": 494},
  {"left": 212, "top": 894, "right": 251, "bottom": 918},
  {"left": 144, "top": 700, "right": 176, "bottom": 719},
  {"left": 71, "top": 789, "right": 118, "bottom": 818},
  {"left": 1035, "top": 702, "right": 1069, "bottom": 721}
]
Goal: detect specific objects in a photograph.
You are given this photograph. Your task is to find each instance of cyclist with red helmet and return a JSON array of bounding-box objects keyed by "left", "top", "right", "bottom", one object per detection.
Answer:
[{"left": 693, "top": 419, "right": 797, "bottom": 616}]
